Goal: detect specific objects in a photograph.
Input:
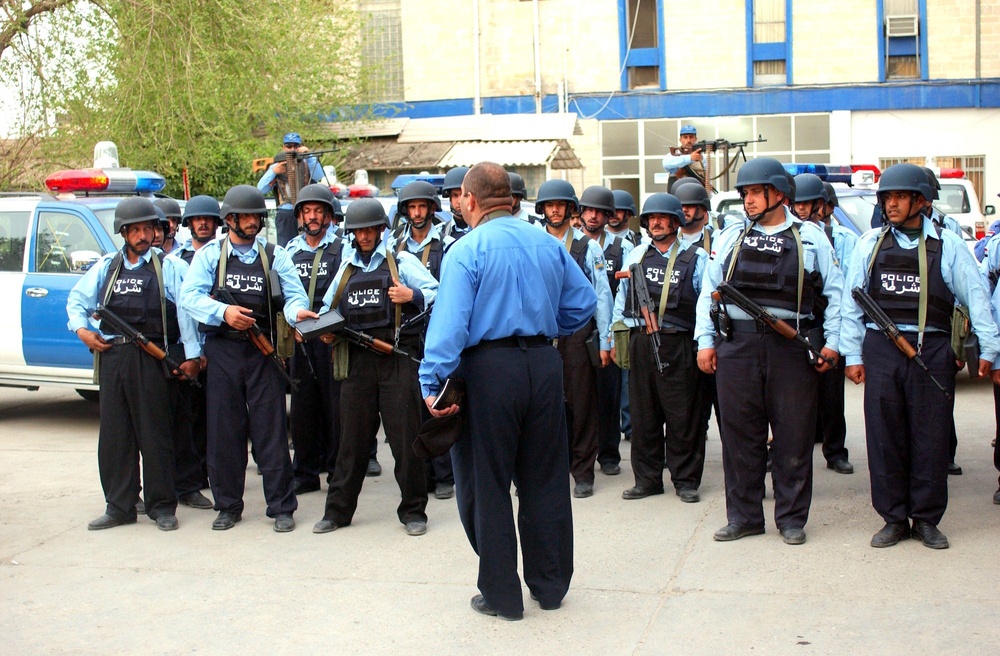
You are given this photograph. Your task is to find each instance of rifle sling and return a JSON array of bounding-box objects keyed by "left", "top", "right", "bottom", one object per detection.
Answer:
[
  {"left": 329, "top": 252, "right": 402, "bottom": 334},
  {"left": 865, "top": 225, "right": 929, "bottom": 354},
  {"left": 104, "top": 249, "right": 169, "bottom": 350}
]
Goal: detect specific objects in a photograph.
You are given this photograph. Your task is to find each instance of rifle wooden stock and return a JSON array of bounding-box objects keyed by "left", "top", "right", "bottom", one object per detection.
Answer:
[
  {"left": 716, "top": 282, "right": 830, "bottom": 366},
  {"left": 340, "top": 326, "right": 419, "bottom": 362},
  {"left": 850, "top": 287, "right": 950, "bottom": 398},
  {"left": 95, "top": 305, "right": 201, "bottom": 387},
  {"left": 213, "top": 289, "right": 298, "bottom": 390},
  {"left": 614, "top": 270, "right": 631, "bottom": 280}
]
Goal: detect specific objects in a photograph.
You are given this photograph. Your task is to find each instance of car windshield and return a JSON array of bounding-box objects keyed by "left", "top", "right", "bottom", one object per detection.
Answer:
[
  {"left": 837, "top": 194, "right": 877, "bottom": 232},
  {"left": 717, "top": 198, "right": 743, "bottom": 215},
  {"left": 936, "top": 184, "right": 971, "bottom": 215},
  {"left": 93, "top": 208, "right": 124, "bottom": 248}
]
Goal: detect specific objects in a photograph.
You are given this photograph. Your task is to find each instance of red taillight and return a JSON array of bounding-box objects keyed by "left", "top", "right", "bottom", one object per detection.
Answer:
[{"left": 976, "top": 221, "right": 986, "bottom": 239}]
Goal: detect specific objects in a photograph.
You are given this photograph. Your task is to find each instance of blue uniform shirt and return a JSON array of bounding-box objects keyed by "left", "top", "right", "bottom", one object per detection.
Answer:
[
  {"left": 67, "top": 247, "right": 203, "bottom": 359},
  {"left": 840, "top": 219, "right": 1000, "bottom": 367},
  {"left": 386, "top": 222, "right": 455, "bottom": 259},
  {"left": 695, "top": 209, "right": 845, "bottom": 352},
  {"left": 319, "top": 238, "right": 438, "bottom": 314},
  {"left": 179, "top": 236, "right": 309, "bottom": 328},
  {"left": 612, "top": 240, "right": 707, "bottom": 329},
  {"left": 418, "top": 213, "right": 598, "bottom": 397},
  {"left": 545, "top": 226, "right": 614, "bottom": 350}
]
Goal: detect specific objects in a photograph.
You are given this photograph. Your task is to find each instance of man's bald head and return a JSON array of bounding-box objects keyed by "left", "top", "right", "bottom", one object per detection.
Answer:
[{"left": 462, "top": 162, "right": 514, "bottom": 222}]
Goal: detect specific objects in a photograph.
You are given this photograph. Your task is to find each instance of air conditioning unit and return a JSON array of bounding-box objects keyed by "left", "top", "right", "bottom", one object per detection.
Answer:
[{"left": 886, "top": 15, "right": 919, "bottom": 37}]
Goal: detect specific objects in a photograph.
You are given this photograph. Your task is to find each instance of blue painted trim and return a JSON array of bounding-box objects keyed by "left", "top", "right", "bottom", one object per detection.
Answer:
[
  {"left": 745, "top": 0, "right": 754, "bottom": 87},
  {"left": 784, "top": 0, "right": 793, "bottom": 85},
  {"left": 876, "top": 1, "right": 885, "bottom": 82},
  {"left": 364, "top": 80, "right": 1000, "bottom": 123},
  {"left": 918, "top": 0, "right": 929, "bottom": 80},
  {"left": 618, "top": 0, "right": 629, "bottom": 91},
  {"left": 745, "top": 0, "right": 792, "bottom": 86},
  {"left": 626, "top": 48, "right": 659, "bottom": 67},
  {"left": 657, "top": 0, "right": 666, "bottom": 90}
]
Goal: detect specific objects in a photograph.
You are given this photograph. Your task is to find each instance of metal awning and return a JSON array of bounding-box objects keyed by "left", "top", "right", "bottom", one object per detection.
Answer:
[
  {"left": 438, "top": 140, "right": 581, "bottom": 170},
  {"left": 340, "top": 137, "right": 452, "bottom": 172}
]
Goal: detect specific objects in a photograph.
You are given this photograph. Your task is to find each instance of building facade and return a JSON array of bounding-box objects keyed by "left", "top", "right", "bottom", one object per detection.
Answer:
[{"left": 353, "top": 0, "right": 999, "bottom": 210}]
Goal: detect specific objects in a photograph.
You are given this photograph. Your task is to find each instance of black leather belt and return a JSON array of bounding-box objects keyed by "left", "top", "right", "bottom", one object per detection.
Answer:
[
  {"left": 468, "top": 335, "right": 550, "bottom": 352},
  {"left": 731, "top": 319, "right": 816, "bottom": 334},
  {"left": 630, "top": 326, "right": 688, "bottom": 336},
  {"left": 215, "top": 331, "right": 251, "bottom": 342},
  {"left": 108, "top": 336, "right": 133, "bottom": 346}
]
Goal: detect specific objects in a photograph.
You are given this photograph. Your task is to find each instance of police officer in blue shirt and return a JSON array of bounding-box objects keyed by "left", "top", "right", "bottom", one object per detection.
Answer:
[
  {"left": 983, "top": 260, "right": 1000, "bottom": 505},
  {"left": 390, "top": 180, "right": 456, "bottom": 499},
  {"left": 842, "top": 163, "right": 1000, "bottom": 549},
  {"left": 167, "top": 195, "right": 223, "bottom": 497},
  {"left": 662, "top": 125, "right": 711, "bottom": 190},
  {"left": 609, "top": 189, "right": 641, "bottom": 247},
  {"left": 613, "top": 193, "right": 708, "bottom": 503},
  {"left": 440, "top": 167, "right": 472, "bottom": 241},
  {"left": 180, "top": 185, "right": 314, "bottom": 533},
  {"left": 284, "top": 184, "right": 347, "bottom": 495},
  {"left": 257, "top": 132, "right": 327, "bottom": 247},
  {"left": 312, "top": 198, "right": 438, "bottom": 537},
  {"left": 68, "top": 197, "right": 202, "bottom": 532},
  {"left": 580, "top": 185, "right": 633, "bottom": 477},
  {"left": 793, "top": 173, "right": 857, "bottom": 476},
  {"left": 420, "top": 161, "right": 597, "bottom": 621},
  {"left": 538, "top": 180, "right": 614, "bottom": 498},
  {"left": 695, "top": 157, "right": 844, "bottom": 546}
]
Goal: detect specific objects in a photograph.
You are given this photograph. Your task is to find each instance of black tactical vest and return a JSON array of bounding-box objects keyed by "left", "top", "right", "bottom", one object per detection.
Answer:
[
  {"left": 569, "top": 237, "right": 592, "bottom": 283},
  {"left": 99, "top": 252, "right": 179, "bottom": 342},
  {"left": 723, "top": 227, "right": 818, "bottom": 315},
  {"left": 178, "top": 248, "right": 195, "bottom": 265},
  {"left": 292, "top": 242, "right": 343, "bottom": 312},
  {"left": 203, "top": 248, "right": 271, "bottom": 334},
  {"left": 398, "top": 236, "right": 445, "bottom": 280},
  {"left": 338, "top": 261, "right": 394, "bottom": 332},
  {"left": 602, "top": 236, "right": 625, "bottom": 296},
  {"left": 866, "top": 230, "right": 954, "bottom": 331},
  {"left": 624, "top": 245, "right": 700, "bottom": 331}
]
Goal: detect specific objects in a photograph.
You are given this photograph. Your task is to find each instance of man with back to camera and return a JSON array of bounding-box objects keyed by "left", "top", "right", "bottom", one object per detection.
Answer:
[{"left": 420, "top": 161, "right": 597, "bottom": 621}]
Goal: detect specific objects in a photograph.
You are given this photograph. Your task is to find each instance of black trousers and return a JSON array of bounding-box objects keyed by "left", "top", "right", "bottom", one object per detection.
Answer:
[
  {"left": 322, "top": 344, "right": 427, "bottom": 526},
  {"left": 815, "top": 359, "right": 849, "bottom": 463},
  {"left": 275, "top": 208, "right": 297, "bottom": 248},
  {"left": 169, "top": 377, "right": 207, "bottom": 496},
  {"left": 557, "top": 323, "right": 599, "bottom": 485},
  {"left": 98, "top": 345, "right": 176, "bottom": 520},
  {"left": 628, "top": 331, "right": 706, "bottom": 491},
  {"left": 716, "top": 331, "right": 818, "bottom": 530},
  {"left": 290, "top": 340, "right": 341, "bottom": 488},
  {"left": 698, "top": 369, "right": 722, "bottom": 439},
  {"left": 863, "top": 330, "right": 955, "bottom": 525},
  {"left": 204, "top": 336, "right": 296, "bottom": 518},
  {"left": 994, "top": 383, "right": 1000, "bottom": 485},
  {"left": 452, "top": 343, "right": 573, "bottom": 617},
  {"left": 596, "top": 359, "right": 622, "bottom": 467}
]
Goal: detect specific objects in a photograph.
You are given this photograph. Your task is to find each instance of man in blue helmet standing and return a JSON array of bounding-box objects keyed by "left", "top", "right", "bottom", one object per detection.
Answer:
[
  {"left": 257, "top": 132, "right": 327, "bottom": 247},
  {"left": 842, "top": 163, "right": 1000, "bottom": 549},
  {"left": 696, "top": 157, "right": 844, "bottom": 546}
]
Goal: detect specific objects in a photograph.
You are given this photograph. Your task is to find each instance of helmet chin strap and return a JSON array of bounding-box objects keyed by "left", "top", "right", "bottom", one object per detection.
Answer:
[
  {"left": 230, "top": 216, "right": 258, "bottom": 241},
  {"left": 746, "top": 188, "right": 784, "bottom": 223}
]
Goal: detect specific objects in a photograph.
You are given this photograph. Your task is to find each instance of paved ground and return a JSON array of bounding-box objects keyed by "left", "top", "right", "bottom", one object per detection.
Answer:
[{"left": 1, "top": 379, "right": 998, "bottom": 655}]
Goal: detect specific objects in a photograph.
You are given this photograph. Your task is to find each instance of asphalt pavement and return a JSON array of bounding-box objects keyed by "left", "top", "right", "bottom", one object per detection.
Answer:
[{"left": 1, "top": 379, "right": 998, "bottom": 655}]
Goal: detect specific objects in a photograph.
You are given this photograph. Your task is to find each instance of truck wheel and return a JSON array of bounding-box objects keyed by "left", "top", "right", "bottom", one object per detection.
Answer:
[{"left": 76, "top": 389, "right": 100, "bottom": 402}]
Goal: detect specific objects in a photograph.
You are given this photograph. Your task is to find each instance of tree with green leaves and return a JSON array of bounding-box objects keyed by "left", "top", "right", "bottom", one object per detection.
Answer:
[{"left": 2, "top": 0, "right": 367, "bottom": 196}]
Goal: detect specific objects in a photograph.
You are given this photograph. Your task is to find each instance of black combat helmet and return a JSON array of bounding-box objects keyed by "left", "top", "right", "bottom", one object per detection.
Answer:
[
  {"left": 822, "top": 182, "right": 839, "bottom": 208},
  {"left": 153, "top": 198, "right": 182, "bottom": 220},
  {"left": 612, "top": 189, "right": 637, "bottom": 217},
  {"left": 508, "top": 172, "right": 527, "bottom": 199},
  {"left": 294, "top": 183, "right": 338, "bottom": 218},
  {"left": 220, "top": 185, "right": 269, "bottom": 224},
  {"left": 735, "top": 158, "right": 792, "bottom": 196},
  {"left": 114, "top": 196, "right": 159, "bottom": 233},
  {"left": 344, "top": 198, "right": 390, "bottom": 231},
  {"left": 397, "top": 180, "right": 442, "bottom": 216},
  {"left": 640, "top": 193, "right": 688, "bottom": 228},
  {"left": 534, "top": 179, "right": 579, "bottom": 215},
  {"left": 441, "top": 167, "right": 470, "bottom": 197},
  {"left": 792, "top": 173, "right": 828, "bottom": 203},
  {"left": 181, "top": 195, "right": 221, "bottom": 227},
  {"left": 578, "top": 186, "right": 616, "bottom": 213},
  {"left": 673, "top": 181, "right": 711, "bottom": 210},
  {"left": 877, "top": 163, "right": 935, "bottom": 203}
]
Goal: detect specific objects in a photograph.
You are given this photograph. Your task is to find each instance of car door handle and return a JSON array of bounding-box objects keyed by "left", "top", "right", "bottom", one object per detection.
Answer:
[{"left": 25, "top": 287, "right": 49, "bottom": 298}]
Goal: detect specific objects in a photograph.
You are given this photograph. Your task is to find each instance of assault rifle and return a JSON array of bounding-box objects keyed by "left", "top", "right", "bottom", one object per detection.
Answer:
[
  {"left": 214, "top": 288, "right": 298, "bottom": 391},
  {"left": 297, "top": 309, "right": 420, "bottom": 363},
  {"left": 851, "top": 287, "right": 951, "bottom": 399},
  {"left": 715, "top": 281, "right": 832, "bottom": 367},
  {"left": 341, "top": 326, "right": 421, "bottom": 363},
  {"left": 669, "top": 136, "right": 767, "bottom": 191},
  {"left": 95, "top": 305, "right": 201, "bottom": 387},
  {"left": 615, "top": 264, "right": 668, "bottom": 373}
]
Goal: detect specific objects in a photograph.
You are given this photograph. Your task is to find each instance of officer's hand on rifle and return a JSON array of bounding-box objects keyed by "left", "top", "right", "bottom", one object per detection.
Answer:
[
  {"left": 690, "top": 148, "right": 703, "bottom": 162},
  {"left": 223, "top": 305, "right": 256, "bottom": 331},
  {"left": 813, "top": 347, "right": 840, "bottom": 374},
  {"left": 175, "top": 359, "right": 201, "bottom": 380},
  {"left": 272, "top": 160, "right": 286, "bottom": 176},
  {"left": 846, "top": 364, "right": 865, "bottom": 385},
  {"left": 76, "top": 327, "right": 112, "bottom": 353},
  {"left": 388, "top": 278, "right": 414, "bottom": 304},
  {"left": 697, "top": 348, "right": 716, "bottom": 374}
]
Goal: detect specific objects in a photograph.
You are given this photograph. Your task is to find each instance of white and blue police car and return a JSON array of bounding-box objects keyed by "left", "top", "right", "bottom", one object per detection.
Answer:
[{"left": 0, "top": 165, "right": 167, "bottom": 400}]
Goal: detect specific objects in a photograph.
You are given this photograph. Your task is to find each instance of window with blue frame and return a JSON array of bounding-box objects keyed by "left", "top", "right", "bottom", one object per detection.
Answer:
[
  {"left": 746, "top": 0, "right": 791, "bottom": 87},
  {"left": 878, "top": 0, "right": 928, "bottom": 80},
  {"left": 618, "top": 0, "right": 665, "bottom": 90}
]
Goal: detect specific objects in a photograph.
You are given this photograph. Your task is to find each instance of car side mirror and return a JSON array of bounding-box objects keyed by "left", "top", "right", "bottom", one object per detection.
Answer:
[{"left": 986, "top": 205, "right": 996, "bottom": 216}]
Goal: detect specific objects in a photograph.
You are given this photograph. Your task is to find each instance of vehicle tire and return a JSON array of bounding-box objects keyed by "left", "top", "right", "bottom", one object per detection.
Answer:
[{"left": 76, "top": 389, "right": 100, "bottom": 402}]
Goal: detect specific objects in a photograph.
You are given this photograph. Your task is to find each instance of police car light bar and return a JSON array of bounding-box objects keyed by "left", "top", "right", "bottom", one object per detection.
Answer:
[
  {"left": 938, "top": 167, "right": 965, "bottom": 179},
  {"left": 784, "top": 163, "right": 878, "bottom": 185},
  {"left": 45, "top": 168, "right": 167, "bottom": 194},
  {"left": 390, "top": 173, "right": 446, "bottom": 194}
]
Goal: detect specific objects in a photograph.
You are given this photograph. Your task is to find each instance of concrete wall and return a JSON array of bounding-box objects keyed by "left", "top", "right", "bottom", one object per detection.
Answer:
[
  {"left": 663, "top": 0, "right": 746, "bottom": 90},
  {"left": 793, "top": 0, "right": 880, "bottom": 84}
]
